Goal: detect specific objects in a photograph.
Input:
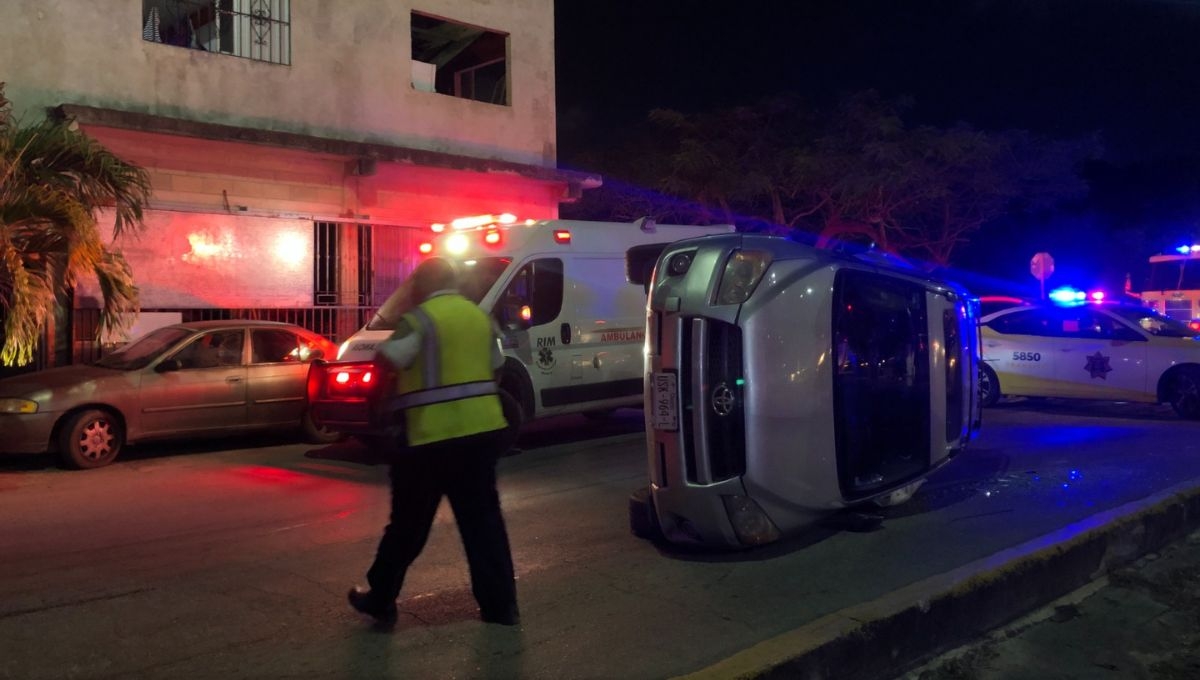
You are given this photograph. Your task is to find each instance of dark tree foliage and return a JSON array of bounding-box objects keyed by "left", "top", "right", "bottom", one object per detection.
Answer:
[
  {"left": 562, "top": 90, "right": 1099, "bottom": 267},
  {"left": 0, "top": 83, "right": 151, "bottom": 366}
]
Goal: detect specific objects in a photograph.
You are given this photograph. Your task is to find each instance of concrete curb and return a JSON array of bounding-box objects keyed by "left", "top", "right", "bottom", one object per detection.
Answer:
[{"left": 678, "top": 480, "right": 1200, "bottom": 680}]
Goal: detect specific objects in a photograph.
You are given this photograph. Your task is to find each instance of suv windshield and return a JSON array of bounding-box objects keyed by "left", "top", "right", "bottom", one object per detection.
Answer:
[
  {"left": 365, "top": 257, "right": 513, "bottom": 331},
  {"left": 1106, "top": 305, "right": 1199, "bottom": 338},
  {"left": 95, "top": 327, "right": 194, "bottom": 370}
]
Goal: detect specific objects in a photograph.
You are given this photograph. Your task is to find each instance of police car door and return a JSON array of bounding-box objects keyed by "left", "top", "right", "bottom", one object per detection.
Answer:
[
  {"left": 981, "top": 307, "right": 1063, "bottom": 397},
  {"left": 493, "top": 257, "right": 568, "bottom": 414},
  {"left": 1049, "top": 307, "right": 1149, "bottom": 400}
]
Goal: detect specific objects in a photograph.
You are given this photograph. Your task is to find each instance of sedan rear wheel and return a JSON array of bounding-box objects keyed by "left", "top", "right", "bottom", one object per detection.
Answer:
[
  {"left": 1169, "top": 367, "right": 1200, "bottom": 420},
  {"left": 979, "top": 363, "right": 1001, "bottom": 408},
  {"left": 59, "top": 409, "right": 124, "bottom": 469}
]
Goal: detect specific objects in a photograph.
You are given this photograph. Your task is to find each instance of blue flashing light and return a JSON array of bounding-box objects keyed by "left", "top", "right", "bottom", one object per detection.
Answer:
[
  {"left": 1177, "top": 245, "right": 1193, "bottom": 255},
  {"left": 1049, "top": 287, "right": 1083, "bottom": 303},
  {"left": 735, "top": 378, "right": 745, "bottom": 386}
]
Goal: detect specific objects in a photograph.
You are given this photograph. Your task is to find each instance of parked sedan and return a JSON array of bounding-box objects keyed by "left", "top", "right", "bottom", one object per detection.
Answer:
[
  {"left": 0, "top": 320, "right": 341, "bottom": 469},
  {"left": 979, "top": 301, "right": 1200, "bottom": 418}
]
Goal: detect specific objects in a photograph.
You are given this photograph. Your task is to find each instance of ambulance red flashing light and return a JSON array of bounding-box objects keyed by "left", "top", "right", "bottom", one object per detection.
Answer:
[{"left": 553, "top": 230, "right": 571, "bottom": 244}]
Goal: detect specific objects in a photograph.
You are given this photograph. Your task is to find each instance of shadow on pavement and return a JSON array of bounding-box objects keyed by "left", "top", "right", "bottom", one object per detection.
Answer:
[{"left": 989, "top": 397, "right": 1181, "bottom": 422}]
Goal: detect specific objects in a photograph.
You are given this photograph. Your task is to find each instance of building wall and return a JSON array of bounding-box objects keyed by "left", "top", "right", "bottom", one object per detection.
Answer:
[
  {"left": 85, "top": 126, "right": 564, "bottom": 225},
  {"left": 0, "top": 0, "right": 557, "bottom": 167}
]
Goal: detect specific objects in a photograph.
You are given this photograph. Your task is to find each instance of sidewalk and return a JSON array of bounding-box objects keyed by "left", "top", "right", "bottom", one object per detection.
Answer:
[
  {"left": 902, "top": 529, "right": 1200, "bottom": 679},
  {"left": 679, "top": 480, "right": 1200, "bottom": 680}
]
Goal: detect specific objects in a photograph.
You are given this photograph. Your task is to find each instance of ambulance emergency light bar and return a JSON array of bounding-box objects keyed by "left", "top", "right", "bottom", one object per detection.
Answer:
[
  {"left": 1175, "top": 244, "right": 1200, "bottom": 255},
  {"left": 417, "top": 215, "right": 570, "bottom": 256}
]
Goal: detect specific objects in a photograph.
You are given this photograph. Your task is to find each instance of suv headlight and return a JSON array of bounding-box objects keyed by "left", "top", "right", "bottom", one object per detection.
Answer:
[
  {"left": 0, "top": 398, "right": 38, "bottom": 414},
  {"left": 714, "top": 250, "right": 772, "bottom": 305}
]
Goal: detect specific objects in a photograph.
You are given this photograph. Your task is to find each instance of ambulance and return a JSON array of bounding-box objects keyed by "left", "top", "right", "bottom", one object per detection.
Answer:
[{"left": 307, "top": 217, "right": 735, "bottom": 440}]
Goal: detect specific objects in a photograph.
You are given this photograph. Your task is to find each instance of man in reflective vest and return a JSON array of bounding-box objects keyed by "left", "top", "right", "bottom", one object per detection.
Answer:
[{"left": 348, "top": 256, "right": 518, "bottom": 627}]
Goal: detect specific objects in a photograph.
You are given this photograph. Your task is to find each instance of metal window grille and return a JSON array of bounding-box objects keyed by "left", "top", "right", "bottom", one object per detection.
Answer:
[
  {"left": 371, "top": 226, "right": 423, "bottom": 306},
  {"left": 142, "top": 0, "right": 291, "bottom": 66},
  {"left": 314, "top": 222, "right": 373, "bottom": 308}
]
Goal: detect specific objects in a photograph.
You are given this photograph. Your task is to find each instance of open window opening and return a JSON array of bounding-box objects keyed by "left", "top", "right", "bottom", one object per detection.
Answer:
[{"left": 411, "top": 12, "right": 509, "bottom": 106}]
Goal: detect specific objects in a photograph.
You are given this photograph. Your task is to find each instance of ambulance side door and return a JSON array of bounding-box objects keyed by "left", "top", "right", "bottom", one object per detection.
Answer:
[
  {"left": 567, "top": 255, "right": 647, "bottom": 400},
  {"left": 492, "top": 257, "right": 568, "bottom": 413}
]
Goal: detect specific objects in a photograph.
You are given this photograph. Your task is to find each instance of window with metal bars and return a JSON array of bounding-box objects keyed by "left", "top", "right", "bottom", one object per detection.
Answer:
[
  {"left": 142, "top": 0, "right": 291, "bottom": 65},
  {"left": 314, "top": 222, "right": 373, "bottom": 307}
]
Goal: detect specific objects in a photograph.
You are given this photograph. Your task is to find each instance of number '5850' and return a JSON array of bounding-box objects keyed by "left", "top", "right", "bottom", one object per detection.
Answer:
[{"left": 1013, "top": 351, "right": 1042, "bottom": 361}]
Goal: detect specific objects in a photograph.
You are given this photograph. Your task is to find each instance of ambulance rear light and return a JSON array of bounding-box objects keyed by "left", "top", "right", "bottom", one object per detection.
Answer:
[
  {"left": 308, "top": 361, "right": 380, "bottom": 402},
  {"left": 484, "top": 229, "right": 502, "bottom": 245},
  {"left": 553, "top": 230, "right": 571, "bottom": 244},
  {"left": 418, "top": 242, "right": 434, "bottom": 255},
  {"left": 431, "top": 223, "right": 446, "bottom": 233}
]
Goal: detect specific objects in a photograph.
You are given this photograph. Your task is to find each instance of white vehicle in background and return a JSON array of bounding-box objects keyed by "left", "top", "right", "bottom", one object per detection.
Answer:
[
  {"left": 1137, "top": 245, "right": 1200, "bottom": 328},
  {"left": 978, "top": 299, "right": 1200, "bottom": 418},
  {"left": 307, "top": 217, "right": 735, "bottom": 439},
  {"left": 630, "top": 234, "right": 982, "bottom": 549}
]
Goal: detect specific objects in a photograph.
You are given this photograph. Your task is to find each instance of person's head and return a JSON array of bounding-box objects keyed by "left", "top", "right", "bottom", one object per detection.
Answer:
[{"left": 411, "top": 257, "right": 458, "bottom": 301}]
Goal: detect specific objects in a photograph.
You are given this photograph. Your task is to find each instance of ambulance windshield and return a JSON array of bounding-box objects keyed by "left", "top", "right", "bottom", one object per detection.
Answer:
[
  {"left": 457, "top": 257, "right": 513, "bottom": 303},
  {"left": 365, "top": 257, "right": 512, "bottom": 331}
]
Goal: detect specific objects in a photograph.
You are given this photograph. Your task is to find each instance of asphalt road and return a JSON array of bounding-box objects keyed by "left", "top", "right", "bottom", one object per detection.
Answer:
[{"left": 2, "top": 400, "right": 1199, "bottom": 679}]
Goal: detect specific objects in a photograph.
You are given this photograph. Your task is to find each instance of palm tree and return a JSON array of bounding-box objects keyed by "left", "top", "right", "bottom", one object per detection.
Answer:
[{"left": 0, "top": 83, "right": 151, "bottom": 367}]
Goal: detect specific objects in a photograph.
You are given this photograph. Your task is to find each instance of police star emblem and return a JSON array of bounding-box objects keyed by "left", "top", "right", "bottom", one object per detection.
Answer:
[{"left": 1084, "top": 351, "right": 1113, "bottom": 380}]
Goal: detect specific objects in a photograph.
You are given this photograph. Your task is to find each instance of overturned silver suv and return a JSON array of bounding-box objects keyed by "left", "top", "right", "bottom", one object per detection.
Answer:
[{"left": 630, "top": 234, "right": 982, "bottom": 548}]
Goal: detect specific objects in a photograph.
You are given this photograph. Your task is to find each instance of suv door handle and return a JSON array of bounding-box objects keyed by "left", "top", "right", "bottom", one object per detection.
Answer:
[{"left": 560, "top": 322, "right": 572, "bottom": 345}]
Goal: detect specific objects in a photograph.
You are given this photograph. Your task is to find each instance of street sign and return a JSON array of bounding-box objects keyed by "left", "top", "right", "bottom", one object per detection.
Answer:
[
  {"left": 1030, "top": 252, "right": 1055, "bottom": 299},
  {"left": 1030, "top": 252, "right": 1055, "bottom": 281}
]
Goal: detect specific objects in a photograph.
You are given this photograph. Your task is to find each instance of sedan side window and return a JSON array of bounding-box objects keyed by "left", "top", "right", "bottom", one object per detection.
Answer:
[
  {"left": 987, "top": 309, "right": 1056, "bottom": 336},
  {"left": 174, "top": 330, "right": 244, "bottom": 369},
  {"left": 251, "top": 330, "right": 301, "bottom": 364}
]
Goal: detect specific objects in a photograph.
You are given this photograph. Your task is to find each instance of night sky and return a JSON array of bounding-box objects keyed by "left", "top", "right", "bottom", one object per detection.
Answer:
[{"left": 554, "top": 0, "right": 1200, "bottom": 295}]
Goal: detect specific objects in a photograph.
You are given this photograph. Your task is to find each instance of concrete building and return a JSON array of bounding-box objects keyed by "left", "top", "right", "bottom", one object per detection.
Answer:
[{"left": 0, "top": 0, "right": 597, "bottom": 365}]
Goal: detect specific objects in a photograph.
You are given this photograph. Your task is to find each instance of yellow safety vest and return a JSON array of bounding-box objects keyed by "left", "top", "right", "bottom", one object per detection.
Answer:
[{"left": 393, "top": 293, "right": 507, "bottom": 446}]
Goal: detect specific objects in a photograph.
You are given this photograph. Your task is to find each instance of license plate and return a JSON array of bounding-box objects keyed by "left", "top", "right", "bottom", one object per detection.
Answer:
[{"left": 651, "top": 372, "right": 678, "bottom": 431}]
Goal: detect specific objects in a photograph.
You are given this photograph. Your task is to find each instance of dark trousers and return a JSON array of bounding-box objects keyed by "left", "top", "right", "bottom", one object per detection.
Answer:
[{"left": 366, "top": 430, "right": 517, "bottom": 616}]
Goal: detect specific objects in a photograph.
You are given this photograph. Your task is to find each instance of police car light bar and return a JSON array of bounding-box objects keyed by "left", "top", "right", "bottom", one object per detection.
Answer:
[{"left": 1049, "top": 287, "right": 1106, "bottom": 303}]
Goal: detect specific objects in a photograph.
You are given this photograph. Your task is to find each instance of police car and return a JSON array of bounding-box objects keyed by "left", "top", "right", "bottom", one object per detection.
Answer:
[{"left": 979, "top": 299, "right": 1200, "bottom": 418}]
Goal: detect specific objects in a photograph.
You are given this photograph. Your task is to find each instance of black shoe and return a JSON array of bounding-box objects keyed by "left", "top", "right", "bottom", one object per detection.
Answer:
[
  {"left": 347, "top": 587, "right": 398, "bottom": 626},
  {"left": 480, "top": 604, "right": 520, "bottom": 626}
]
